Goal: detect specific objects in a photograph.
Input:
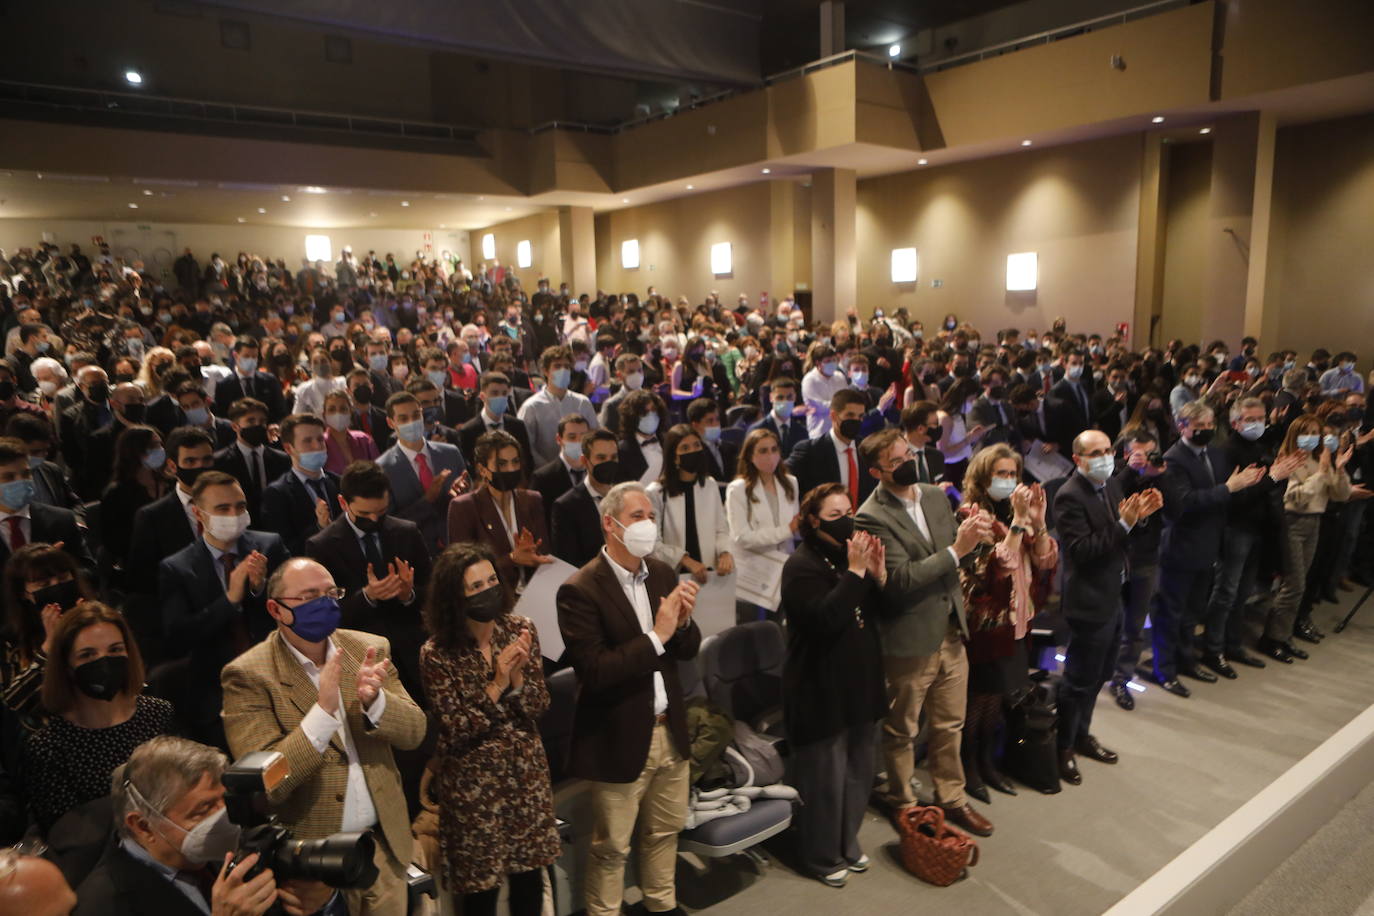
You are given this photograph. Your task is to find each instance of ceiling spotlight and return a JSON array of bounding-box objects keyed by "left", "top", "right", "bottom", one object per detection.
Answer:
[
  {"left": 128, "top": 202, "right": 138, "bottom": 209},
  {"left": 280, "top": 195, "right": 291, "bottom": 202},
  {"left": 686, "top": 184, "right": 694, "bottom": 190},
  {"left": 1199, "top": 127, "right": 1212, "bottom": 134},
  {"left": 1021, "top": 139, "right": 1033, "bottom": 147},
  {"left": 236, "top": 217, "right": 246, "bottom": 223},
  {"left": 918, "top": 158, "right": 928, "bottom": 165},
  {"left": 622, "top": 197, "right": 630, "bottom": 203},
  {"left": 257, "top": 207, "right": 266, "bottom": 214},
  {"left": 400, "top": 200, "right": 410, "bottom": 207},
  {"left": 761, "top": 168, "right": 771, "bottom": 174},
  {"left": 124, "top": 70, "right": 143, "bottom": 85},
  {"left": 889, "top": 44, "right": 901, "bottom": 58},
  {"left": 142, "top": 188, "right": 153, "bottom": 196},
  {"left": 1151, "top": 116, "right": 1165, "bottom": 124}
]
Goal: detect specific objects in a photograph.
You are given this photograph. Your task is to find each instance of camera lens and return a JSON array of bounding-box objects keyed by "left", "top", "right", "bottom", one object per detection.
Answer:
[{"left": 276, "top": 832, "right": 379, "bottom": 888}]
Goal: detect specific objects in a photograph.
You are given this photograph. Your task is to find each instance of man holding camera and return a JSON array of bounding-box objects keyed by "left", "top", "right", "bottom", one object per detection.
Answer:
[
  {"left": 76, "top": 735, "right": 338, "bottom": 915},
  {"left": 221, "top": 558, "right": 427, "bottom": 915}
]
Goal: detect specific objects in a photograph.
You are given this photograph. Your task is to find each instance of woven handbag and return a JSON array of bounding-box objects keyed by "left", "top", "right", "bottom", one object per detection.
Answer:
[{"left": 895, "top": 805, "right": 980, "bottom": 886}]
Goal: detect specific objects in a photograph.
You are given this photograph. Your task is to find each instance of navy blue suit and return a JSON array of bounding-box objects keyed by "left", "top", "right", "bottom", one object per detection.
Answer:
[
  {"left": 259, "top": 469, "right": 341, "bottom": 556},
  {"left": 786, "top": 433, "right": 876, "bottom": 506},
  {"left": 746, "top": 412, "right": 809, "bottom": 459}
]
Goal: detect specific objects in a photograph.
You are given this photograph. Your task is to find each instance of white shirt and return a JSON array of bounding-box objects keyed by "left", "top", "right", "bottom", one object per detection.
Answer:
[
  {"left": 829, "top": 429, "right": 856, "bottom": 492},
  {"left": 175, "top": 484, "right": 198, "bottom": 533},
  {"left": 284, "top": 635, "right": 386, "bottom": 833},
  {"left": 517, "top": 386, "right": 599, "bottom": 467},
  {"left": 601, "top": 548, "right": 667, "bottom": 715},
  {"left": 802, "top": 366, "right": 850, "bottom": 438},
  {"left": 294, "top": 376, "right": 346, "bottom": 418},
  {"left": 638, "top": 436, "right": 663, "bottom": 485},
  {"left": 397, "top": 439, "right": 434, "bottom": 481},
  {"left": 890, "top": 485, "right": 960, "bottom": 565}
]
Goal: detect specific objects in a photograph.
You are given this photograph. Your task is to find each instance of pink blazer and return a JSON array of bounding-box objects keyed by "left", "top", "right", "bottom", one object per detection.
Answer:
[{"left": 325, "top": 428, "right": 381, "bottom": 475}]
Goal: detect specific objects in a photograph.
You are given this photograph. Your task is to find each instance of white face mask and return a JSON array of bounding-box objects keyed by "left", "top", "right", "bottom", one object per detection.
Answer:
[
  {"left": 612, "top": 517, "right": 658, "bottom": 558},
  {"left": 203, "top": 511, "right": 250, "bottom": 542},
  {"left": 624, "top": 371, "right": 644, "bottom": 391},
  {"left": 127, "top": 781, "right": 241, "bottom": 866},
  {"left": 325, "top": 412, "right": 351, "bottom": 432}
]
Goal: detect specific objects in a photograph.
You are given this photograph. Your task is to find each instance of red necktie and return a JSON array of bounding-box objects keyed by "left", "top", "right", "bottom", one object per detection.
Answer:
[
  {"left": 846, "top": 446, "right": 859, "bottom": 509},
  {"left": 415, "top": 453, "right": 434, "bottom": 489},
  {"left": 6, "top": 517, "right": 24, "bottom": 552}
]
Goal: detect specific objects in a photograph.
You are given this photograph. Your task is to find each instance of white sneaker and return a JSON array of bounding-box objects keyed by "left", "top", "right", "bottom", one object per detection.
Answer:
[
  {"left": 821, "top": 868, "right": 849, "bottom": 887},
  {"left": 849, "top": 854, "right": 871, "bottom": 873}
]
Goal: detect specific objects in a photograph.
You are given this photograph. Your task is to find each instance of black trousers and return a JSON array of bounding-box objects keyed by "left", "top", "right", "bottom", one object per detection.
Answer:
[
  {"left": 462, "top": 868, "right": 544, "bottom": 916},
  {"left": 1058, "top": 612, "right": 1122, "bottom": 751},
  {"left": 791, "top": 722, "right": 877, "bottom": 877},
  {"left": 1151, "top": 564, "right": 1213, "bottom": 681}
]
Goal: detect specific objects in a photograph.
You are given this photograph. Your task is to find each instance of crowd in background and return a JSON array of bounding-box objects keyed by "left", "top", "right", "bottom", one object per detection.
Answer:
[{"left": 0, "top": 236, "right": 1370, "bottom": 914}]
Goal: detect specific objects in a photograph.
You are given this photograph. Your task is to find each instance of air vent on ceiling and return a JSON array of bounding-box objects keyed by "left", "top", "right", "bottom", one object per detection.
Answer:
[
  {"left": 324, "top": 35, "right": 352, "bottom": 64},
  {"left": 221, "top": 19, "right": 251, "bottom": 51}
]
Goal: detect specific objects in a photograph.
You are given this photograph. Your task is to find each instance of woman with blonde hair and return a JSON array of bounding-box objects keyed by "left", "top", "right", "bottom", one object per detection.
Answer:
[
  {"left": 956, "top": 443, "right": 1057, "bottom": 800},
  {"left": 725, "top": 428, "right": 800, "bottom": 623}
]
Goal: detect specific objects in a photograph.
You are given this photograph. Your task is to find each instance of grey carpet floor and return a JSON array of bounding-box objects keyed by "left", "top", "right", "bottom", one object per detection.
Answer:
[{"left": 671, "top": 592, "right": 1374, "bottom": 916}]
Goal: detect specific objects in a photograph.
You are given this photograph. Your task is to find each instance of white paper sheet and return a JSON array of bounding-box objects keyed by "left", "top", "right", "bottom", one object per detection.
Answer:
[
  {"left": 513, "top": 557, "right": 579, "bottom": 660},
  {"left": 680, "top": 570, "right": 738, "bottom": 639},
  {"left": 1024, "top": 440, "right": 1075, "bottom": 482},
  {"left": 735, "top": 551, "right": 786, "bottom": 611}
]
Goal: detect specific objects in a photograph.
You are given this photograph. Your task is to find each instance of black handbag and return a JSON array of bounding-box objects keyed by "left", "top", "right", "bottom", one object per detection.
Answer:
[{"left": 1002, "top": 681, "right": 1061, "bottom": 794}]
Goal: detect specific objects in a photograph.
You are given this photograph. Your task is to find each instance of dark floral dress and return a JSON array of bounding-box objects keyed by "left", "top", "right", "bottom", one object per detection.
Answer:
[{"left": 419, "top": 614, "right": 560, "bottom": 893}]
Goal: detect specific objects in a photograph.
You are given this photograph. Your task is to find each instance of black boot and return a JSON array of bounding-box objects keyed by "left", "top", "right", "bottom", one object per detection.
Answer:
[
  {"left": 979, "top": 709, "right": 1017, "bottom": 797},
  {"left": 960, "top": 734, "right": 990, "bottom": 804}
]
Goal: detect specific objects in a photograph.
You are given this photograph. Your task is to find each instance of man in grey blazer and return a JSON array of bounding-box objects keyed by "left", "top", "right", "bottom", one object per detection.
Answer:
[
  {"left": 377, "top": 391, "right": 469, "bottom": 556},
  {"left": 854, "top": 428, "right": 993, "bottom": 837}
]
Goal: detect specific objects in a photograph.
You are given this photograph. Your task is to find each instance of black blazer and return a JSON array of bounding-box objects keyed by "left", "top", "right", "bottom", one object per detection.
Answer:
[
  {"left": 702, "top": 437, "right": 740, "bottom": 484},
  {"left": 305, "top": 514, "right": 431, "bottom": 705},
  {"left": 786, "top": 434, "right": 877, "bottom": 506},
  {"left": 213, "top": 370, "right": 286, "bottom": 422},
  {"left": 1054, "top": 471, "right": 1129, "bottom": 621},
  {"left": 127, "top": 491, "right": 197, "bottom": 593},
  {"left": 442, "top": 388, "right": 474, "bottom": 428},
  {"left": 205, "top": 417, "right": 237, "bottom": 450},
  {"left": 0, "top": 502, "right": 95, "bottom": 573},
  {"left": 457, "top": 414, "right": 533, "bottom": 471},
  {"left": 1158, "top": 441, "right": 1232, "bottom": 570},
  {"left": 531, "top": 457, "right": 580, "bottom": 528},
  {"left": 158, "top": 529, "right": 288, "bottom": 729},
  {"left": 551, "top": 483, "right": 604, "bottom": 569},
  {"left": 31, "top": 459, "right": 80, "bottom": 512},
  {"left": 913, "top": 444, "right": 947, "bottom": 484},
  {"left": 556, "top": 553, "right": 701, "bottom": 782},
  {"left": 968, "top": 396, "right": 1022, "bottom": 451},
  {"left": 351, "top": 404, "right": 394, "bottom": 453},
  {"left": 212, "top": 443, "right": 292, "bottom": 525},
  {"left": 259, "top": 469, "right": 341, "bottom": 556},
  {"left": 745, "top": 412, "right": 810, "bottom": 459},
  {"left": 144, "top": 393, "right": 184, "bottom": 436},
  {"left": 1091, "top": 388, "right": 1137, "bottom": 445},
  {"left": 1047, "top": 378, "right": 1094, "bottom": 454},
  {"left": 76, "top": 418, "right": 130, "bottom": 501},
  {"left": 74, "top": 839, "right": 209, "bottom": 916}
]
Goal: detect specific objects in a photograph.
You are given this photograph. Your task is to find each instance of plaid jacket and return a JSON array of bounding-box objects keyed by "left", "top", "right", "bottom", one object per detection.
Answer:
[{"left": 221, "top": 628, "right": 427, "bottom": 864}]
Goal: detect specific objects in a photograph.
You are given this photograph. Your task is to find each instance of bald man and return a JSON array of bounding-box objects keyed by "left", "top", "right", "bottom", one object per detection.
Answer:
[{"left": 0, "top": 851, "right": 77, "bottom": 916}]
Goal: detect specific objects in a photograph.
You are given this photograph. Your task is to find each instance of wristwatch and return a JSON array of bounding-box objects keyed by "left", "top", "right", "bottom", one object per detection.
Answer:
[{"left": 1009, "top": 524, "right": 1030, "bottom": 536}]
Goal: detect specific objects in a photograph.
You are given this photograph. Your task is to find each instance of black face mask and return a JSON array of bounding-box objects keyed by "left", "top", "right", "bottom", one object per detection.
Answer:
[
  {"left": 351, "top": 512, "right": 386, "bottom": 534},
  {"left": 73, "top": 655, "right": 129, "bottom": 702},
  {"left": 240, "top": 425, "right": 269, "bottom": 448},
  {"left": 0, "top": 381, "right": 13, "bottom": 401},
  {"left": 30, "top": 579, "right": 80, "bottom": 612},
  {"left": 891, "top": 459, "right": 920, "bottom": 487},
  {"left": 1189, "top": 428, "right": 1215, "bottom": 447},
  {"left": 678, "top": 451, "right": 706, "bottom": 474},
  {"left": 114, "top": 373, "right": 137, "bottom": 384},
  {"left": 87, "top": 381, "right": 110, "bottom": 403},
  {"left": 837, "top": 418, "right": 863, "bottom": 441},
  {"left": 120, "top": 403, "right": 146, "bottom": 424},
  {"left": 176, "top": 466, "right": 208, "bottom": 487},
  {"left": 353, "top": 385, "right": 374, "bottom": 406},
  {"left": 926, "top": 424, "right": 943, "bottom": 444},
  {"left": 466, "top": 584, "right": 505, "bottom": 623},
  {"left": 591, "top": 460, "right": 623, "bottom": 485},
  {"left": 817, "top": 514, "right": 854, "bottom": 544},
  {"left": 987, "top": 385, "right": 1007, "bottom": 401},
  {"left": 488, "top": 468, "right": 522, "bottom": 492}
]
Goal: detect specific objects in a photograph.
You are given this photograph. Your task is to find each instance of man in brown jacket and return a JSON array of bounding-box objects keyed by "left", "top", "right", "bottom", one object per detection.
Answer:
[
  {"left": 557, "top": 481, "right": 700, "bottom": 916},
  {"left": 222, "top": 557, "right": 427, "bottom": 916}
]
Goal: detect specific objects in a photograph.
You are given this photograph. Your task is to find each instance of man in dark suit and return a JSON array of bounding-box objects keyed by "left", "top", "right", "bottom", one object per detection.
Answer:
[
  {"left": 212, "top": 397, "right": 291, "bottom": 527},
  {"left": 458, "top": 371, "right": 532, "bottom": 470},
  {"left": 1090, "top": 364, "right": 1137, "bottom": 445},
  {"left": 1046, "top": 350, "right": 1095, "bottom": 455},
  {"left": 420, "top": 347, "right": 474, "bottom": 429},
  {"left": 78, "top": 382, "right": 147, "bottom": 501},
  {"left": 556, "top": 481, "right": 701, "bottom": 916},
  {"left": 687, "top": 398, "right": 738, "bottom": 485},
  {"left": 60, "top": 365, "right": 113, "bottom": 471},
  {"left": 1054, "top": 430, "right": 1162, "bottom": 785},
  {"left": 213, "top": 336, "right": 285, "bottom": 422},
  {"left": 531, "top": 415, "right": 590, "bottom": 527},
  {"left": 4, "top": 413, "right": 80, "bottom": 512},
  {"left": 745, "top": 376, "right": 809, "bottom": 459},
  {"left": 128, "top": 426, "right": 217, "bottom": 597},
  {"left": 306, "top": 461, "right": 431, "bottom": 706},
  {"left": 0, "top": 436, "right": 94, "bottom": 572},
  {"left": 552, "top": 429, "right": 619, "bottom": 568},
  {"left": 405, "top": 378, "right": 464, "bottom": 448},
  {"left": 967, "top": 366, "right": 1022, "bottom": 451},
  {"left": 787, "top": 389, "right": 876, "bottom": 507},
  {"left": 346, "top": 369, "right": 393, "bottom": 453},
  {"left": 898, "top": 402, "right": 949, "bottom": 486},
  {"left": 159, "top": 471, "right": 288, "bottom": 745},
  {"left": 172, "top": 381, "right": 235, "bottom": 449},
  {"left": 260, "top": 414, "right": 341, "bottom": 555},
  {"left": 1151, "top": 403, "right": 1265, "bottom": 694},
  {"left": 377, "top": 391, "right": 468, "bottom": 555}
]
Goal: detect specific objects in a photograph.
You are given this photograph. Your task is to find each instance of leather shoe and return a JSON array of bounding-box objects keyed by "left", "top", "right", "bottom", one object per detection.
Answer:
[
  {"left": 1293, "top": 626, "right": 1321, "bottom": 645},
  {"left": 1200, "top": 653, "right": 1238, "bottom": 680},
  {"left": 1154, "top": 676, "right": 1192, "bottom": 698},
  {"left": 965, "top": 781, "right": 991, "bottom": 805},
  {"left": 983, "top": 769, "right": 1017, "bottom": 796},
  {"left": 1257, "top": 639, "right": 1294, "bottom": 663},
  {"left": 1180, "top": 664, "right": 1218, "bottom": 684},
  {"left": 1283, "top": 641, "right": 1309, "bottom": 661},
  {"left": 1226, "top": 651, "right": 1266, "bottom": 669},
  {"left": 1111, "top": 680, "right": 1135, "bottom": 710},
  {"left": 1075, "top": 735, "right": 1119, "bottom": 764},
  {"left": 1058, "top": 749, "right": 1082, "bottom": 785},
  {"left": 942, "top": 803, "right": 993, "bottom": 837}
]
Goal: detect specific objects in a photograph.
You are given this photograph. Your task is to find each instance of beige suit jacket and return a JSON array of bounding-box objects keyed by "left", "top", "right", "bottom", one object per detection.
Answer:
[{"left": 221, "top": 628, "right": 427, "bottom": 864}]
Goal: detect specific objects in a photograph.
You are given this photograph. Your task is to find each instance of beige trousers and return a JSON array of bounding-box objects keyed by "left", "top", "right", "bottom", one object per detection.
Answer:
[
  {"left": 584, "top": 723, "right": 690, "bottom": 916},
  {"left": 342, "top": 831, "right": 409, "bottom": 916},
  {"left": 881, "top": 625, "right": 969, "bottom": 808}
]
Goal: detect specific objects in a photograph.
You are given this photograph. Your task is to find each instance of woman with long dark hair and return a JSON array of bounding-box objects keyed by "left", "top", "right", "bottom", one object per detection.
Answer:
[
  {"left": 936, "top": 376, "right": 986, "bottom": 487},
  {"left": 0, "top": 544, "right": 93, "bottom": 731},
  {"left": 725, "top": 428, "right": 799, "bottom": 622},
  {"left": 420, "top": 542, "right": 559, "bottom": 916},
  {"left": 647, "top": 424, "right": 733, "bottom": 585},
  {"left": 100, "top": 424, "right": 168, "bottom": 587}
]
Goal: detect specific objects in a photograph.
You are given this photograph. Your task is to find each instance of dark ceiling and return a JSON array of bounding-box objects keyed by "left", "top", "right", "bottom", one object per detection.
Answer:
[{"left": 758, "top": 0, "right": 1031, "bottom": 73}]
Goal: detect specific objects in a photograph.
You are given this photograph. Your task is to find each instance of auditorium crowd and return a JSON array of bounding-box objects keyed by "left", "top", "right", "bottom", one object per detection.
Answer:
[{"left": 0, "top": 238, "right": 1370, "bottom": 914}]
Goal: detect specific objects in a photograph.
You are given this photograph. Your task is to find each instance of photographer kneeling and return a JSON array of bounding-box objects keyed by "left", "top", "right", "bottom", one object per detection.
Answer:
[{"left": 76, "top": 735, "right": 338, "bottom": 916}]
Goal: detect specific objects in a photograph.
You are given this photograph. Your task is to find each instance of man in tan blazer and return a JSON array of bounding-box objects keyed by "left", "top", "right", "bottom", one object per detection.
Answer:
[{"left": 222, "top": 556, "right": 427, "bottom": 916}]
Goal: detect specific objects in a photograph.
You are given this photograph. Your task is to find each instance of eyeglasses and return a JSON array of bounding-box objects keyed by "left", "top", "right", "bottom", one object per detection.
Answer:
[{"left": 274, "top": 587, "right": 346, "bottom": 603}]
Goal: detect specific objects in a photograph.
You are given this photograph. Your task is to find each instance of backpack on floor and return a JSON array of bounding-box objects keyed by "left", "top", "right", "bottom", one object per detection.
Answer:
[{"left": 1002, "top": 681, "right": 1061, "bottom": 794}]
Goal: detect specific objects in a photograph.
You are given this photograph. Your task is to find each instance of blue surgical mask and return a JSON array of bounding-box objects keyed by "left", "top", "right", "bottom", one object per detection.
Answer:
[
  {"left": 550, "top": 367, "right": 572, "bottom": 389},
  {"left": 1296, "top": 434, "right": 1320, "bottom": 452},
  {"left": 1324, "top": 435, "right": 1341, "bottom": 454},
  {"left": 638, "top": 413, "right": 660, "bottom": 436},
  {"left": 562, "top": 440, "right": 583, "bottom": 462},
  {"left": 703, "top": 425, "right": 721, "bottom": 443},
  {"left": 426, "top": 370, "right": 447, "bottom": 389},
  {"left": 772, "top": 399, "right": 794, "bottom": 419},
  {"left": 282, "top": 595, "right": 341, "bottom": 643},
  {"left": 1066, "top": 365, "right": 1083, "bottom": 381},
  {"left": 1, "top": 478, "right": 35, "bottom": 511},
  {"left": 298, "top": 449, "right": 328, "bottom": 472},
  {"left": 1084, "top": 454, "right": 1115, "bottom": 483},
  {"left": 237, "top": 356, "right": 257, "bottom": 373},
  {"left": 143, "top": 448, "right": 166, "bottom": 470},
  {"left": 485, "top": 394, "right": 508, "bottom": 416},
  {"left": 184, "top": 406, "right": 209, "bottom": 426},
  {"left": 988, "top": 477, "right": 1017, "bottom": 501},
  {"left": 368, "top": 354, "right": 388, "bottom": 372},
  {"left": 397, "top": 418, "right": 426, "bottom": 442},
  {"left": 1238, "top": 421, "right": 1266, "bottom": 441}
]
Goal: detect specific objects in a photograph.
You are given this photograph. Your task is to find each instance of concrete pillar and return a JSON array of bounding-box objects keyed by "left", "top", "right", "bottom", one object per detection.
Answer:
[
  {"left": 558, "top": 205, "right": 596, "bottom": 297},
  {"left": 1134, "top": 133, "right": 1169, "bottom": 349},
  {"left": 1202, "top": 113, "right": 1262, "bottom": 348},
  {"left": 810, "top": 167, "right": 856, "bottom": 324},
  {"left": 769, "top": 180, "right": 796, "bottom": 304},
  {"left": 1243, "top": 112, "right": 1281, "bottom": 349},
  {"left": 820, "top": 1, "right": 845, "bottom": 58}
]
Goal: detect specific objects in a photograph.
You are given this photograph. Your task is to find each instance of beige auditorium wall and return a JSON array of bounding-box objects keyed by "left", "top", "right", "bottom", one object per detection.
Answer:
[
  {"left": 1157, "top": 142, "right": 1213, "bottom": 348},
  {"left": 1267, "top": 113, "right": 1374, "bottom": 360},
  {"left": 468, "top": 211, "right": 562, "bottom": 290},
  {"left": 0, "top": 219, "right": 468, "bottom": 279},
  {"left": 594, "top": 183, "right": 777, "bottom": 304},
  {"left": 855, "top": 133, "right": 1142, "bottom": 337}
]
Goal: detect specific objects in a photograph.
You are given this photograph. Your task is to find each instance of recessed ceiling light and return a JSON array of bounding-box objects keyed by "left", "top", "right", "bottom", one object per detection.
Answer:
[
  {"left": 280, "top": 194, "right": 291, "bottom": 202},
  {"left": 127, "top": 202, "right": 138, "bottom": 209},
  {"left": 888, "top": 44, "right": 901, "bottom": 58},
  {"left": 301, "top": 186, "right": 326, "bottom": 194},
  {"left": 236, "top": 217, "right": 246, "bottom": 223},
  {"left": 686, "top": 184, "right": 694, "bottom": 190},
  {"left": 622, "top": 197, "right": 630, "bottom": 203},
  {"left": 124, "top": 70, "right": 143, "bottom": 85},
  {"left": 917, "top": 158, "right": 928, "bottom": 165},
  {"left": 1021, "top": 139, "right": 1033, "bottom": 147},
  {"left": 141, "top": 188, "right": 153, "bottom": 196},
  {"left": 1199, "top": 127, "right": 1212, "bottom": 134},
  {"left": 257, "top": 207, "right": 266, "bottom": 214},
  {"left": 761, "top": 168, "right": 771, "bottom": 174},
  {"left": 400, "top": 200, "right": 410, "bottom": 207},
  {"left": 1151, "top": 116, "right": 1165, "bottom": 124}
]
